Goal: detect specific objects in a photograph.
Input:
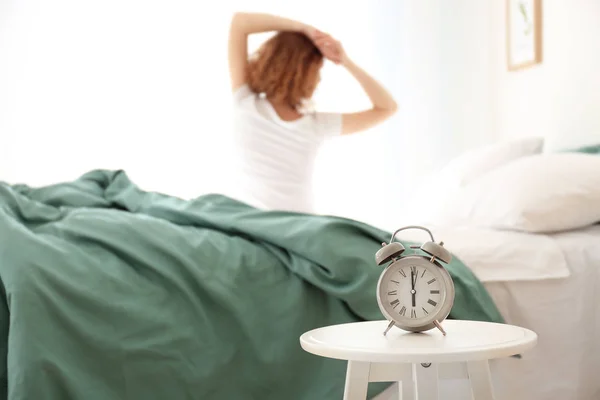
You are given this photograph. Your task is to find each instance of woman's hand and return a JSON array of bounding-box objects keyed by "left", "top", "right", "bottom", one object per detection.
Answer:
[
  {"left": 308, "top": 30, "right": 346, "bottom": 65},
  {"left": 229, "top": 12, "right": 319, "bottom": 91}
]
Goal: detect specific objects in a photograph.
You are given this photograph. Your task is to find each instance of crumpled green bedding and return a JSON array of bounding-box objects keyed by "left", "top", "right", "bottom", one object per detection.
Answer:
[{"left": 0, "top": 170, "right": 503, "bottom": 399}]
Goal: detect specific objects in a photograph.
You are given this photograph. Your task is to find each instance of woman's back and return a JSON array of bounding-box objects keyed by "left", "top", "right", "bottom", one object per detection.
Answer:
[{"left": 232, "top": 85, "right": 340, "bottom": 212}]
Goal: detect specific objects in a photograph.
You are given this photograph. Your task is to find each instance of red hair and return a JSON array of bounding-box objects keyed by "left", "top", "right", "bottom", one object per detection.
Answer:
[{"left": 247, "top": 31, "right": 323, "bottom": 110}]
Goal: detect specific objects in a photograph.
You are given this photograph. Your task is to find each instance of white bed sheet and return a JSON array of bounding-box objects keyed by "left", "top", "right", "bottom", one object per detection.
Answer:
[
  {"left": 373, "top": 224, "right": 600, "bottom": 400},
  {"left": 391, "top": 225, "right": 571, "bottom": 282}
]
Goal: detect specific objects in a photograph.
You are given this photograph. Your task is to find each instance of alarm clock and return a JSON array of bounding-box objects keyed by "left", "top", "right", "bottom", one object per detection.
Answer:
[{"left": 374, "top": 225, "right": 455, "bottom": 336}]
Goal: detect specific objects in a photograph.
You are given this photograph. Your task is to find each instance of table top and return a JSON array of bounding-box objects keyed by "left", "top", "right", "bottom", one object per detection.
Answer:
[{"left": 300, "top": 320, "right": 537, "bottom": 363}]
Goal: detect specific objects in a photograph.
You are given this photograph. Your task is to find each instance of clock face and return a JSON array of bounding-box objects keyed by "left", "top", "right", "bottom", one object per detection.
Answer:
[{"left": 377, "top": 256, "right": 453, "bottom": 329}]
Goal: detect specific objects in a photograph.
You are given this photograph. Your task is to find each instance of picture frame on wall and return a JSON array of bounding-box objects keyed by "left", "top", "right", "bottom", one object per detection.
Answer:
[{"left": 506, "top": 0, "right": 543, "bottom": 71}]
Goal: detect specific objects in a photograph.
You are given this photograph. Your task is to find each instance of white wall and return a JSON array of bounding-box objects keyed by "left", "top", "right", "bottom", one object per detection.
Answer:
[
  {"left": 383, "top": 0, "right": 499, "bottom": 180},
  {"left": 433, "top": 0, "right": 600, "bottom": 155},
  {"left": 491, "top": 0, "right": 600, "bottom": 150},
  {"left": 438, "top": 1, "right": 497, "bottom": 157},
  {"left": 0, "top": 0, "right": 237, "bottom": 198}
]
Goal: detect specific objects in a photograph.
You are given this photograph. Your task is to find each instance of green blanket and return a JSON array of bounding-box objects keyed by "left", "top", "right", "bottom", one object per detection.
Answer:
[{"left": 0, "top": 170, "right": 503, "bottom": 400}]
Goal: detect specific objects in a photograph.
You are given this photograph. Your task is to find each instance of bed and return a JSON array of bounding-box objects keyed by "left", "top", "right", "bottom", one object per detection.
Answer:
[
  {"left": 374, "top": 224, "right": 600, "bottom": 400},
  {"left": 372, "top": 138, "right": 600, "bottom": 400},
  {"left": 1, "top": 139, "right": 598, "bottom": 399}
]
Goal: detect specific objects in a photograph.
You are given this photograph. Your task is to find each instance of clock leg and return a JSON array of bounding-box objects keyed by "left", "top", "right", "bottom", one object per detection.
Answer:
[
  {"left": 383, "top": 320, "right": 396, "bottom": 336},
  {"left": 433, "top": 320, "right": 446, "bottom": 336}
]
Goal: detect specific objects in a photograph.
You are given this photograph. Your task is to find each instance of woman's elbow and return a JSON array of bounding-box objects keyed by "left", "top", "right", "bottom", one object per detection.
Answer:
[
  {"left": 376, "top": 102, "right": 398, "bottom": 117},
  {"left": 231, "top": 12, "right": 248, "bottom": 30}
]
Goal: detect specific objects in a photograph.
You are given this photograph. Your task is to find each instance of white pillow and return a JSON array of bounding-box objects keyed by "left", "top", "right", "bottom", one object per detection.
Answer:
[
  {"left": 405, "top": 137, "right": 544, "bottom": 224},
  {"left": 434, "top": 153, "right": 600, "bottom": 233},
  {"left": 437, "top": 136, "right": 545, "bottom": 187}
]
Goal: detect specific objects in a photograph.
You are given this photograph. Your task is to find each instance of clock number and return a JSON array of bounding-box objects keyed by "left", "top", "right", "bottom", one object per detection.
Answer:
[
  {"left": 430, "top": 290, "right": 440, "bottom": 294},
  {"left": 391, "top": 280, "right": 400, "bottom": 285},
  {"left": 387, "top": 290, "right": 397, "bottom": 296},
  {"left": 398, "top": 269, "right": 406, "bottom": 278},
  {"left": 399, "top": 306, "right": 406, "bottom": 316},
  {"left": 427, "top": 278, "right": 436, "bottom": 285},
  {"left": 410, "top": 309, "right": 417, "bottom": 318},
  {"left": 427, "top": 299, "right": 438, "bottom": 307},
  {"left": 421, "top": 269, "right": 426, "bottom": 278},
  {"left": 422, "top": 307, "right": 429, "bottom": 315},
  {"left": 410, "top": 266, "right": 417, "bottom": 275},
  {"left": 390, "top": 299, "right": 400, "bottom": 308}
]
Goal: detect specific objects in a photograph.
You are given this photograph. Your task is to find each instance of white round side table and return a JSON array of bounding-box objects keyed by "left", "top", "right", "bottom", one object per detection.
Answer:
[{"left": 300, "top": 320, "right": 537, "bottom": 400}]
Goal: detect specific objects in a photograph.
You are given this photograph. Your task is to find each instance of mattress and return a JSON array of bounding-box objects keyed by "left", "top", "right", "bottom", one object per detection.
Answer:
[{"left": 373, "top": 224, "right": 600, "bottom": 400}]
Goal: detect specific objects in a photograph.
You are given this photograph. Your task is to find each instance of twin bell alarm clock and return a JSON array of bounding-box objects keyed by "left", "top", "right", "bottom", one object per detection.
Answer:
[{"left": 374, "top": 225, "right": 455, "bottom": 336}]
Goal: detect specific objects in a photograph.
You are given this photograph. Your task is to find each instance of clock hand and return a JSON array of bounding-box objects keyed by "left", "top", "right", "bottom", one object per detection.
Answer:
[{"left": 411, "top": 269, "right": 416, "bottom": 307}]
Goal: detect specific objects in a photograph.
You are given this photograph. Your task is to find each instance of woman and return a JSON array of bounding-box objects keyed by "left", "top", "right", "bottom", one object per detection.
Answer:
[{"left": 228, "top": 12, "right": 397, "bottom": 213}]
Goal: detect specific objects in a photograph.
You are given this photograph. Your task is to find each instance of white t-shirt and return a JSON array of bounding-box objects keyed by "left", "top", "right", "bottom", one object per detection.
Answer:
[{"left": 231, "top": 84, "right": 342, "bottom": 213}]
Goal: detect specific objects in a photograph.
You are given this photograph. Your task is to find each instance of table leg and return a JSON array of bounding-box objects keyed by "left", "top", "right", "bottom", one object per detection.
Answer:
[
  {"left": 413, "top": 363, "right": 438, "bottom": 400},
  {"left": 399, "top": 377, "right": 415, "bottom": 400},
  {"left": 343, "top": 361, "right": 370, "bottom": 400},
  {"left": 467, "top": 360, "right": 495, "bottom": 399}
]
